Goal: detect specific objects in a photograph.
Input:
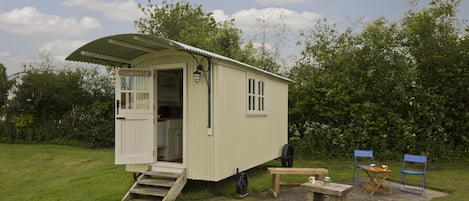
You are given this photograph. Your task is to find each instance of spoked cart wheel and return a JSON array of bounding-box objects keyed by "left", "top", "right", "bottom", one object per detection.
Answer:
[
  {"left": 281, "top": 144, "right": 294, "bottom": 167},
  {"left": 235, "top": 169, "right": 249, "bottom": 198}
]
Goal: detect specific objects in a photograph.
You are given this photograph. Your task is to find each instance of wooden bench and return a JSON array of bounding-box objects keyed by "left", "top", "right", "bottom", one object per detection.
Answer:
[
  {"left": 301, "top": 182, "right": 353, "bottom": 201},
  {"left": 267, "top": 167, "right": 328, "bottom": 198}
]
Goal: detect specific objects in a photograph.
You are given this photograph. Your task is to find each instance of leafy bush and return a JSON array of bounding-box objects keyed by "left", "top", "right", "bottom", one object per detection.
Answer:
[
  {"left": 288, "top": 1, "right": 469, "bottom": 162},
  {"left": 1, "top": 55, "right": 115, "bottom": 148},
  {"left": 289, "top": 121, "right": 344, "bottom": 159}
]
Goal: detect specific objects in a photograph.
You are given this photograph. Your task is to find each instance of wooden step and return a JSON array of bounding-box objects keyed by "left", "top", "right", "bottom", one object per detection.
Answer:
[
  {"left": 138, "top": 178, "right": 175, "bottom": 187},
  {"left": 144, "top": 171, "right": 181, "bottom": 178},
  {"left": 128, "top": 198, "right": 161, "bottom": 201},
  {"left": 130, "top": 187, "right": 168, "bottom": 197},
  {"left": 150, "top": 166, "right": 185, "bottom": 174},
  {"left": 122, "top": 169, "right": 187, "bottom": 201}
]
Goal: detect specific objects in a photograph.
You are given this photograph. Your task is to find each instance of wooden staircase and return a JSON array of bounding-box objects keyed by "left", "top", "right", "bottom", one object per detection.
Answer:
[{"left": 122, "top": 169, "right": 187, "bottom": 201}]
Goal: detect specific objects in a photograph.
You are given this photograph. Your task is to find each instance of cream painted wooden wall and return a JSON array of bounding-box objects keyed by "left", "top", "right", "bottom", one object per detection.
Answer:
[
  {"left": 213, "top": 63, "right": 288, "bottom": 181},
  {"left": 124, "top": 50, "right": 288, "bottom": 181},
  {"left": 133, "top": 50, "right": 217, "bottom": 181}
]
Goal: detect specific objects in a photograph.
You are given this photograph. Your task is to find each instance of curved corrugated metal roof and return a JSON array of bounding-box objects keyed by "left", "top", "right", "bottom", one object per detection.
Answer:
[{"left": 65, "top": 33, "right": 292, "bottom": 82}]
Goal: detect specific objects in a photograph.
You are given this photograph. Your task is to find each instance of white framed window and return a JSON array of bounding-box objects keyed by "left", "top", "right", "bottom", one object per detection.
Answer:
[
  {"left": 258, "top": 80, "right": 265, "bottom": 111},
  {"left": 247, "top": 75, "right": 266, "bottom": 115},
  {"left": 117, "top": 69, "right": 152, "bottom": 113}
]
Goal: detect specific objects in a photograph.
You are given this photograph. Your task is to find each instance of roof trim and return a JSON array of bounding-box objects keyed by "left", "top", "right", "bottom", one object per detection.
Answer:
[{"left": 65, "top": 33, "right": 292, "bottom": 82}]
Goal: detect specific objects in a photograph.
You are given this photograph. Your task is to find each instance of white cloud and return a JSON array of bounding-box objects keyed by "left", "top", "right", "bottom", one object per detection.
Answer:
[
  {"left": 229, "top": 8, "right": 322, "bottom": 31},
  {"left": 255, "top": 0, "right": 308, "bottom": 6},
  {"left": 0, "top": 51, "right": 12, "bottom": 57},
  {"left": 38, "top": 39, "right": 87, "bottom": 60},
  {"left": 211, "top": 10, "right": 230, "bottom": 23},
  {"left": 0, "top": 7, "right": 101, "bottom": 36},
  {"left": 0, "top": 53, "right": 32, "bottom": 75},
  {"left": 63, "top": 0, "right": 143, "bottom": 21},
  {"left": 250, "top": 41, "right": 274, "bottom": 51}
]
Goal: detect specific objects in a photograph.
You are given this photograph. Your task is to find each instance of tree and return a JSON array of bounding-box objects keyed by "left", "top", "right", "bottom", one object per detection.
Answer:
[
  {"left": 135, "top": 0, "right": 243, "bottom": 60},
  {"left": 250, "top": 10, "right": 288, "bottom": 73},
  {"left": 208, "top": 20, "right": 243, "bottom": 60},
  {"left": 4, "top": 53, "right": 115, "bottom": 147},
  {"left": 288, "top": 0, "right": 468, "bottom": 161},
  {"left": 401, "top": 0, "right": 469, "bottom": 157},
  {"left": 0, "top": 63, "right": 11, "bottom": 115},
  {"left": 135, "top": 0, "right": 283, "bottom": 73}
]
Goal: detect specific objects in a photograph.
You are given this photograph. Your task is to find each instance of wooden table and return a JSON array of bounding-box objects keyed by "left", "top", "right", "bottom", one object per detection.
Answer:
[
  {"left": 301, "top": 182, "right": 353, "bottom": 201},
  {"left": 267, "top": 167, "right": 328, "bottom": 198},
  {"left": 360, "top": 167, "right": 392, "bottom": 196}
]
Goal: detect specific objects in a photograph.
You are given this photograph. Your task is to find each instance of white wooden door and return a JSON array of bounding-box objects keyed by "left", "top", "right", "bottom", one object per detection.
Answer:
[{"left": 115, "top": 69, "right": 154, "bottom": 164}]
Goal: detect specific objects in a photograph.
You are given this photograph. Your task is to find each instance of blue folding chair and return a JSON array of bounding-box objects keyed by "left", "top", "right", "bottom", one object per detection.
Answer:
[
  {"left": 400, "top": 153, "right": 427, "bottom": 194},
  {"left": 353, "top": 150, "right": 375, "bottom": 185}
]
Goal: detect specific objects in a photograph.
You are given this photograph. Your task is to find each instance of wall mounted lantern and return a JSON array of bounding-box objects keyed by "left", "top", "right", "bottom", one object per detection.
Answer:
[
  {"left": 193, "top": 64, "right": 203, "bottom": 82},
  {"left": 188, "top": 54, "right": 212, "bottom": 129}
]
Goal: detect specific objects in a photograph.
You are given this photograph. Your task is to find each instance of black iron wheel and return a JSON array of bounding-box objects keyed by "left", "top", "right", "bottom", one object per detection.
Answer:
[
  {"left": 236, "top": 172, "right": 249, "bottom": 198},
  {"left": 281, "top": 144, "right": 294, "bottom": 167}
]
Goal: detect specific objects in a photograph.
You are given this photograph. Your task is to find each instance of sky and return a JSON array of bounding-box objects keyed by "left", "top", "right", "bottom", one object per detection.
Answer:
[{"left": 1, "top": 0, "right": 468, "bottom": 75}]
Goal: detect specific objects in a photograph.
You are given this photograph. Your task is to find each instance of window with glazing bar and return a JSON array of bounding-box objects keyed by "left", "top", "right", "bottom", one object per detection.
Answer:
[{"left": 247, "top": 76, "right": 266, "bottom": 114}]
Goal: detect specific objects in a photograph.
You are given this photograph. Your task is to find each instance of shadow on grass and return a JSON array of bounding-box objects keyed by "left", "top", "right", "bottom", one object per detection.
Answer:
[{"left": 178, "top": 159, "right": 284, "bottom": 201}]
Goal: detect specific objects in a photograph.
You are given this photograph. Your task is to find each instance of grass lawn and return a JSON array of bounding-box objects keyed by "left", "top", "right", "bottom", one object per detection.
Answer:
[
  {"left": 1, "top": 144, "right": 468, "bottom": 201},
  {"left": 179, "top": 158, "right": 469, "bottom": 201},
  {"left": 0, "top": 144, "right": 134, "bottom": 201}
]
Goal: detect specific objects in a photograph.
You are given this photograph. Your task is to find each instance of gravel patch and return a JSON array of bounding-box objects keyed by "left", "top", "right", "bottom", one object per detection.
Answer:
[{"left": 208, "top": 181, "right": 447, "bottom": 201}]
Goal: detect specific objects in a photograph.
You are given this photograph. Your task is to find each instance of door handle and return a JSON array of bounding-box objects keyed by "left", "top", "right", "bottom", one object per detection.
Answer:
[{"left": 116, "top": 116, "right": 125, "bottom": 120}]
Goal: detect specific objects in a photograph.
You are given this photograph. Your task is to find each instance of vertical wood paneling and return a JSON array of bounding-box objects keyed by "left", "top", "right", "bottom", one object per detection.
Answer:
[
  {"left": 126, "top": 164, "right": 150, "bottom": 172},
  {"left": 186, "top": 57, "right": 216, "bottom": 181},
  {"left": 115, "top": 112, "right": 154, "bottom": 164},
  {"left": 121, "top": 119, "right": 146, "bottom": 155},
  {"left": 213, "top": 64, "right": 288, "bottom": 181},
  {"left": 132, "top": 52, "right": 216, "bottom": 181},
  {"left": 129, "top": 51, "right": 287, "bottom": 181}
]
